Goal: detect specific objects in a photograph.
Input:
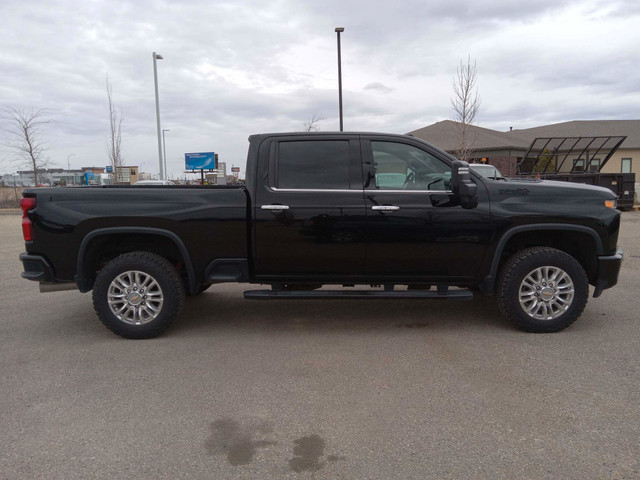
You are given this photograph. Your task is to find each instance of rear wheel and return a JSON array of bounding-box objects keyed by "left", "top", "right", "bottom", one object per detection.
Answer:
[
  {"left": 92, "top": 252, "right": 185, "bottom": 339},
  {"left": 497, "top": 247, "right": 589, "bottom": 332}
]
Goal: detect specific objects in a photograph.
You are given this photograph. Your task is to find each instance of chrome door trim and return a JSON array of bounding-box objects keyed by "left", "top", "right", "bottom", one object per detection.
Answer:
[
  {"left": 261, "top": 205, "right": 290, "bottom": 210},
  {"left": 371, "top": 205, "right": 400, "bottom": 211}
]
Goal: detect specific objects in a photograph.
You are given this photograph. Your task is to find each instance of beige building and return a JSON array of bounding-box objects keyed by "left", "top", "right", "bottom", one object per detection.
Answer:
[{"left": 409, "top": 119, "right": 640, "bottom": 184}]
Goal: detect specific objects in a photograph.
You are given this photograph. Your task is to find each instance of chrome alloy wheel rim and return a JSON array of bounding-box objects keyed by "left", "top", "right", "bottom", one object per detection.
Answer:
[
  {"left": 519, "top": 266, "right": 575, "bottom": 321},
  {"left": 107, "top": 270, "right": 164, "bottom": 325}
]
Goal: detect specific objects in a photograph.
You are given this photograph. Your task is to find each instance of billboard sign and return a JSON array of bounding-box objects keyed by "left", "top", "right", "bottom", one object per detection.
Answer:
[{"left": 185, "top": 152, "right": 216, "bottom": 170}]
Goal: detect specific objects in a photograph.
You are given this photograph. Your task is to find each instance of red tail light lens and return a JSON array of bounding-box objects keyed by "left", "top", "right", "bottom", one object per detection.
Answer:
[{"left": 20, "top": 197, "right": 37, "bottom": 242}]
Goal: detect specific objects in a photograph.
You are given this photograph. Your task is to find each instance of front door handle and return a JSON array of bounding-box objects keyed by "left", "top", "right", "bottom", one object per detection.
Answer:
[
  {"left": 261, "top": 204, "right": 290, "bottom": 210},
  {"left": 371, "top": 205, "right": 400, "bottom": 211}
]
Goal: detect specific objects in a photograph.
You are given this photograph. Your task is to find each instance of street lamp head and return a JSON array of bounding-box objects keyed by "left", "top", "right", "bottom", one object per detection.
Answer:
[
  {"left": 335, "top": 27, "right": 344, "bottom": 32},
  {"left": 154, "top": 53, "right": 163, "bottom": 60}
]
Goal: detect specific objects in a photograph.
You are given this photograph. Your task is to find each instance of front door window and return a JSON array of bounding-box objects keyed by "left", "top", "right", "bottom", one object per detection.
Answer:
[{"left": 370, "top": 141, "right": 451, "bottom": 191}]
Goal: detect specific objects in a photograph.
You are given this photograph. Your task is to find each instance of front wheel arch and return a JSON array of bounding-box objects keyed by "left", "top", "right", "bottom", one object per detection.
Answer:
[{"left": 480, "top": 224, "right": 602, "bottom": 294}]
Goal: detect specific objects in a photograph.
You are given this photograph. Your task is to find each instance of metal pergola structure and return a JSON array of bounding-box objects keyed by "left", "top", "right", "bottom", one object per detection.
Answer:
[{"left": 517, "top": 136, "right": 627, "bottom": 175}]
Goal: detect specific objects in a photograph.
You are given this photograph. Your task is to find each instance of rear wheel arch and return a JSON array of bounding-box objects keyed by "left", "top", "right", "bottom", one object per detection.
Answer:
[{"left": 76, "top": 227, "right": 198, "bottom": 294}]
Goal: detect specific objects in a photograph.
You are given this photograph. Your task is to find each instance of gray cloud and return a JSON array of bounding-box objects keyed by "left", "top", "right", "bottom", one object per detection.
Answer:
[
  {"left": 1, "top": 0, "right": 639, "bottom": 177},
  {"left": 364, "top": 82, "right": 393, "bottom": 93}
]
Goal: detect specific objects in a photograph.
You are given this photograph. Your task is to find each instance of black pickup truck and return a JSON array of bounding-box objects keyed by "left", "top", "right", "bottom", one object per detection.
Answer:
[{"left": 19, "top": 132, "right": 623, "bottom": 338}]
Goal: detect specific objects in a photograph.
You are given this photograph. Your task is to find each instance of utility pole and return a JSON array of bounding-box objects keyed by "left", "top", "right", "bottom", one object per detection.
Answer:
[
  {"left": 67, "top": 154, "right": 75, "bottom": 185},
  {"left": 335, "top": 27, "right": 344, "bottom": 132},
  {"left": 162, "top": 129, "right": 170, "bottom": 180},
  {"left": 153, "top": 52, "right": 164, "bottom": 179}
]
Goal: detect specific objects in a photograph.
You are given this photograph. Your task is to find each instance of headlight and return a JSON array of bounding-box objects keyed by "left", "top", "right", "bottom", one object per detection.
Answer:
[{"left": 605, "top": 199, "right": 616, "bottom": 209}]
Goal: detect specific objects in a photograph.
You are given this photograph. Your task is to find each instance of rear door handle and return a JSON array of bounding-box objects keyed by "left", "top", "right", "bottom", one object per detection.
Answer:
[
  {"left": 371, "top": 205, "right": 400, "bottom": 211},
  {"left": 261, "top": 204, "right": 290, "bottom": 210}
]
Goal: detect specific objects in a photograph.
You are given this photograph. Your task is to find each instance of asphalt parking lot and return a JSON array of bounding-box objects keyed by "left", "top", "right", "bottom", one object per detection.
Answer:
[{"left": 1, "top": 212, "right": 639, "bottom": 479}]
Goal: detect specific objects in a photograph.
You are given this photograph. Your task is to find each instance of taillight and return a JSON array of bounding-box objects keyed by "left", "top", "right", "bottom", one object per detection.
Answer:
[{"left": 20, "top": 197, "right": 37, "bottom": 242}]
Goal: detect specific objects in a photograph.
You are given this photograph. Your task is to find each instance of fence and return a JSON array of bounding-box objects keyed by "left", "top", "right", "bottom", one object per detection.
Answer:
[{"left": 0, "top": 187, "right": 23, "bottom": 208}]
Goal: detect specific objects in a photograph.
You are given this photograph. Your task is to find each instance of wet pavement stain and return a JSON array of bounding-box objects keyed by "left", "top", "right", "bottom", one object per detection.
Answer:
[
  {"left": 288, "top": 435, "right": 346, "bottom": 472},
  {"left": 205, "top": 418, "right": 277, "bottom": 466}
]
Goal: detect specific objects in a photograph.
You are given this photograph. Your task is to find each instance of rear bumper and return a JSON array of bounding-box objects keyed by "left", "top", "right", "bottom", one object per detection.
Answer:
[
  {"left": 19, "top": 253, "right": 55, "bottom": 283},
  {"left": 593, "top": 248, "right": 623, "bottom": 298}
]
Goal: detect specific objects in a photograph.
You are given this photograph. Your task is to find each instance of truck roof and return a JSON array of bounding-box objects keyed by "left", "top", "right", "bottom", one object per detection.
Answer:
[{"left": 248, "top": 131, "right": 412, "bottom": 142}]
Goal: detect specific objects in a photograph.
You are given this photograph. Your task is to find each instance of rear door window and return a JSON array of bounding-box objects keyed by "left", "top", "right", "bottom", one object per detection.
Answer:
[{"left": 276, "top": 140, "right": 350, "bottom": 189}]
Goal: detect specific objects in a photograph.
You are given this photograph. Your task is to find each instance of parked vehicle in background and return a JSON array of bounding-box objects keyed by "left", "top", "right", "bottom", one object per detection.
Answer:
[
  {"left": 19, "top": 132, "right": 623, "bottom": 338},
  {"left": 134, "top": 180, "right": 176, "bottom": 185},
  {"left": 535, "top": 173, "right": 635, "bottom": 210},
  {"left": 470, "top": 163, "right": 505, "bottom": 180}
]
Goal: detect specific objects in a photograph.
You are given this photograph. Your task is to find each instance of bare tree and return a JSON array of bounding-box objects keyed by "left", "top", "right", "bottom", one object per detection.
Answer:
[
  {"left": 106, "top": 75, "right": 124, "bottom": 183},
  {"left": 1, "top": 106, "right": 51, "bottom": 185},
  {"left": 303, "top": 113, "right": 326, "bottom": 132},
  {"left": 451, "top": 55, "right": 481, "bottom": 162}
]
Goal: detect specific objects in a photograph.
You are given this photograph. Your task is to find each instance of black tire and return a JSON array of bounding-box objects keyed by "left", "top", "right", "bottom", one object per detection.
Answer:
[
  {"left": 497, "top": 247, "right": 589, "bottom": 333},
  {"left": 92, "top": 252, "right": 185, "bottom": 339}
]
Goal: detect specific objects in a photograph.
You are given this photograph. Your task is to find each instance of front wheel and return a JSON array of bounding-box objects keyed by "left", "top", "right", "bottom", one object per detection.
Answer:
[
  {"left": 497, "top": 247, "right": 589, "bottom": 333},
  {"left": 92, "top": 252, "right": 185, "bottom": 339}
]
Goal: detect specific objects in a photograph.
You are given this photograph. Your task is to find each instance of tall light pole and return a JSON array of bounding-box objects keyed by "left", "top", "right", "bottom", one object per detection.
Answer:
[
  {"left": 67, "top": 154, "right": 75, "bottom": 185},
  {"left": 153, "top": 52, "right": 164, "bottom": 179},
  {"left": 162, "top": 129, "right": 170, "bottom": 180},
  {"left": 335, "top": 27, "right": 344, "bottom": 132}
]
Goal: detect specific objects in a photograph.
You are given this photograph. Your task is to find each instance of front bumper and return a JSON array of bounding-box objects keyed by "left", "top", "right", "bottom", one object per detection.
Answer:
[
  {"left": 593, "top": 248, "right": 623, "bottom": 298},
  {"left": 19, "top": 253, "right": 55, "bottom": 283}
]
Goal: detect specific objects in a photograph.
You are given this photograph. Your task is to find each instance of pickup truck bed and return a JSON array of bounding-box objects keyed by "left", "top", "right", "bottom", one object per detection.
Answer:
[{"left": 23, "top": 186, "right": 248, "bottom": 294}]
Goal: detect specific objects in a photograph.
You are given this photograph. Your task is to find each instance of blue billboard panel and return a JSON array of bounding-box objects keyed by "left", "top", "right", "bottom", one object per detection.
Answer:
[{"left": 185, "top": 152, "right": 216, "bottom": 170}]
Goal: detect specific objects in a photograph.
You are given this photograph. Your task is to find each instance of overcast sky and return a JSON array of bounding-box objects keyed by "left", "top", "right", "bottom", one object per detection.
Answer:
[{"left": 1, "top": 0, "right": 639, "bottom": 178}]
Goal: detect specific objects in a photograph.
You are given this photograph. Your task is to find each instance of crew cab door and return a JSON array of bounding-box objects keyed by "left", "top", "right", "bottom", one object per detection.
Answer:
[
  {"left": 253, "top": 135, "right": 366, "bottom": 278},
  {"left": 361, "top": 137, "right": 491, "bottom": 279}
]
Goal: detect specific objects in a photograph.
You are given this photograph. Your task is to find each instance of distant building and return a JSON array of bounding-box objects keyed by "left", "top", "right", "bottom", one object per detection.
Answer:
[
  {"left": 5, "top": 167, "right": 102, "bottom": 186},
  {"left": 112, "top": 166, "right": 139, "bottom": 185},
  {"left": 204, "top": 162, "right": 227, "bottom": 185},
  {"left": 409, "top": 120, "right": 528, "bottom": 176},
  {"left": 1, "top": 165, "right": 142, "bottom": 186},
  {"left": 507, "top": 121, "right": 639, "bottom": 179},
  {"left": 408, "top": 119, "right": 640, "bottom": 183}
]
